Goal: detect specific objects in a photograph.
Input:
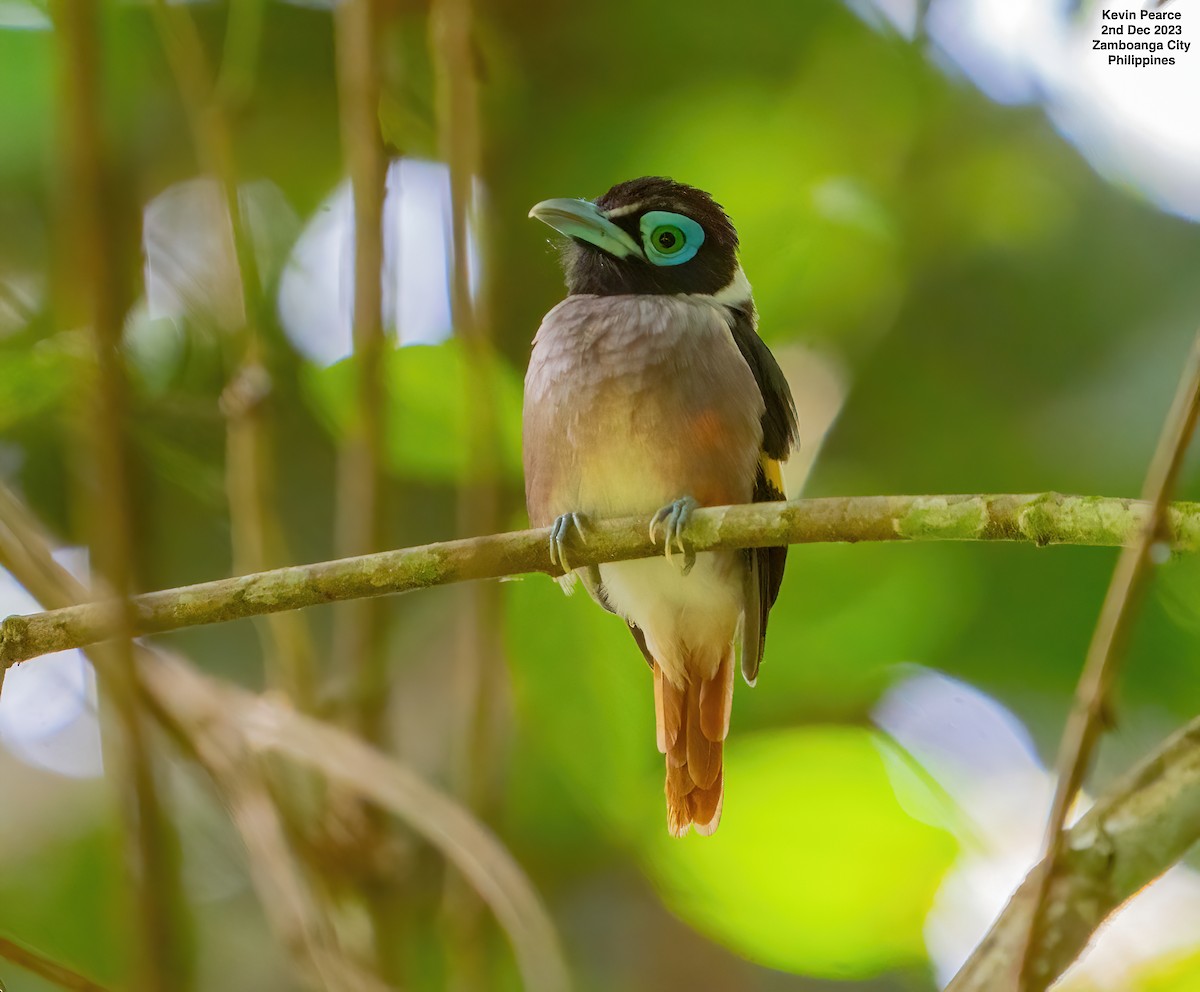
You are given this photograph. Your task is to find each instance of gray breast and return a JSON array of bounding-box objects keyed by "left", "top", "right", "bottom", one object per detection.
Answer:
[{"left": 523, "top": 294, "right": 764, "bottom": 526}]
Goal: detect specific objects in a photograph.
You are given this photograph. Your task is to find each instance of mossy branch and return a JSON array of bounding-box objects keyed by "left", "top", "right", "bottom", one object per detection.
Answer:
[
  {"left": 1014, "top": 330, "right": 1200, "bottom": 991},
  {"left": 948, "top": 710, "right": 1200, "bottom": 991},
  {"left": 3, "top": 492, "right": 1198, "bottom": 669}
]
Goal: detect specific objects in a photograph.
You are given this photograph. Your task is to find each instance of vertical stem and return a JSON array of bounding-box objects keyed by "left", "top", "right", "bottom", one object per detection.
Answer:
[
  {"left": 332, "top": 2, "right": 404, "bottom": 985},
  {"left": 431, "top": 0, "right": 507, "bottom": 987},
  {"left": 432, "top": 0, "right": 504, "bottom": 812},
  {"left": 1015, "top": 328, "right": 1200, "bottom": 991},
  {"left": 151, "top": 0, "right": 318, "bottom": 709},
  {"left": 217, "top": 0, "right": 267, "bottom": 110},
  {"left": 0, "top": 484, "right": 378, "bottom": 992},
  {"left": 52, "top": 3, "right": 189, "bottom": 990},
  {"left": 222, "top": 366, "right": 320, "bottom": 709},
  {"left": 332, "top": 0, "right": 390, "bottom": 745}
]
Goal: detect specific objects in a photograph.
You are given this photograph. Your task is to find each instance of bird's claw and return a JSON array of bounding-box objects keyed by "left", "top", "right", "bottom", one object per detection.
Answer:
[
  {"left": 649, "top": 496, "right": 698, "bottom": 575},
  {"left": 549, "top": 512, "right": 589, "bottom": 573}
]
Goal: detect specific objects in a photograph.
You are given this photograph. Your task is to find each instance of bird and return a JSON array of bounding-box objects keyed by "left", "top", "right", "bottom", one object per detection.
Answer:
[{"left": 522, "top": 177, "right": 798, "bottom": 836}]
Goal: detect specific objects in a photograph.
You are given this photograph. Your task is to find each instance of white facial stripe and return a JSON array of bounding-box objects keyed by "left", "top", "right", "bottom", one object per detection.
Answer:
[
  {"left": 712, "top": 265, "right": 753, "bottom": 306},
  {"left": 601, "top": 201, "right": 644, "bottom": 220}
]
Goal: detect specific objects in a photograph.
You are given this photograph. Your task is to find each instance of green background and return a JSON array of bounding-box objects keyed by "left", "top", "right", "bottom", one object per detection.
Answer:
[{"left": 2, "top": 0, "right": 1200, "bottom": 989}]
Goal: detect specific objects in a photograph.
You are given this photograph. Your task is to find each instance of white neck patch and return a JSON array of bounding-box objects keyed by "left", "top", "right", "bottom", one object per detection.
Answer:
[{"left": 712, "top": 265, "right": 753, "bottom": 307}]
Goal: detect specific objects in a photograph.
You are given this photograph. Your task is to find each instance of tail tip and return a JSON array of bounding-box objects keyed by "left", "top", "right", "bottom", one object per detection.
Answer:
[
  {"left": 666, "top": 813, "right": 722, "bottom": 838},
  {"left": 693, "top": 792, "right": 723, "bottom": 836},
  {"left": 666, "top": 795, "right": 723, "bottom": 837}
]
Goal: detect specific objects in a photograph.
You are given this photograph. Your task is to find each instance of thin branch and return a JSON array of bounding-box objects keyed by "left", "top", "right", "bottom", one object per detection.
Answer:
[
  {"left": 435, "top": 0, "right": 507, "bottom": 818},
  {"left": 150, "top": 0, "right": 318, "bottom": 708},
  {"left": 53, "top": 3, "right": 187, "bottom": 989},
  {"left": 148, "top": 660, "right": 390, "bottom": 992},
  {"left": 944, "top": 709, "right": 1200, "bottom": 990},
  {"left": 1015, "top": 330, "right": 1200, "bottom": 991},
  {"left": 430, "top": 0, "right": 503, "bottom": 981},
  {"left": 4, "top": 492, "right": 1200, "bottom": 668},
  {"left": 0, "top": 936, "right": 112, "bottom": 992},
  {"left": 0, "top": 484, "right": 569, "bottom": 992},
  {"left": 231, "top": 676, "right": 571, "bottom": 992},
  {"left": 216, "top": 0, "right": 266, "bottom": 109},
  {"left": 330, "top": 2, "right": 403, "bottom": 982},
  {"left": 0, "top": 485, "right": 377, "bottom": 992},
  {"left": 148, "top": 0, "right": 259, "bottom": 308},
  {"left": 332, "top": 0, "right": 390, "bottom": 742},
  {"left": 146, "top": 655, "right": 570, "bottom": 992},
  {"left": 0, "top": 485, "right": 88, "bottom": 610}
]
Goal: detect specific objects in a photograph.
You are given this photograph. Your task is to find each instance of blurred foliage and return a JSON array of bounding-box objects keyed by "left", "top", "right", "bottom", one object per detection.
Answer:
[
  {"left": 646, "top": 728, "right": 957, "bottom": 979},
  {"left": 303, "top": 342, "right": 525, "bottom": 483},
  {"left": 2, "top": 0, "right": 1200, "bottom": 990}
]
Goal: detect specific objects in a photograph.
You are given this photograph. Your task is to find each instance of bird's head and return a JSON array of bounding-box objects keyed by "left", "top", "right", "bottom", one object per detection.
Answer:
[{"left": 530, "top": 176, "right": 750, "bottom": 307}]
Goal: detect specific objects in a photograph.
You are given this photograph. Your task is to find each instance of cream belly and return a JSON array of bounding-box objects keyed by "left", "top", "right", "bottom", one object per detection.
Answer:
[
  {"left": 568, "top": 403, "right": 745, "bottom": 686},
  {"left": 599, "top": 553, "right": 744, "bottom": 685}
]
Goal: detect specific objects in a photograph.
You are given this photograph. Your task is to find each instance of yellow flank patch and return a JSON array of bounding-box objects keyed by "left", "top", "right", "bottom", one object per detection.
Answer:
[{"left": 760, "top": 454, "right": 786, "bottom": 497}]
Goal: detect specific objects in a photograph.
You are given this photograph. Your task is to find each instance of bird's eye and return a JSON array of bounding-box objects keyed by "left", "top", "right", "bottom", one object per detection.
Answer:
[
  {"left": 640, "top": 210, "right": 704, "bottom": 266},
  {"left": 653, "top": 226, "right": 682, "bottom": 253}
]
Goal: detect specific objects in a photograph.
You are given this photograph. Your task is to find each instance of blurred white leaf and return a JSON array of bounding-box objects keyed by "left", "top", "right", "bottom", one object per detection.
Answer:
[
  {"left": 875, "top": 668, "right": 1200, "bottom": 989},
  {"left": 278, "top": 158, "right": 481, "bottom": 366},
  {"left": 0, "top": 547, "right": 101, "bottom": 779},
  {"left": 143, "top": 176, "right": 301, "bottom": 333}
]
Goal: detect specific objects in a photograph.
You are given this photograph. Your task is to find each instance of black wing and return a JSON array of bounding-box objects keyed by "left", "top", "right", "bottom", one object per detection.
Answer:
[{"left": 728, "top": 307, "right": 798, "bottom": 684}]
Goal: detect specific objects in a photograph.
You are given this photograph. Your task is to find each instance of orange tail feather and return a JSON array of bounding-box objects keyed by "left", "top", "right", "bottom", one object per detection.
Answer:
[{"left": 653, "top": 649, "right": 734, "bottom": 836}]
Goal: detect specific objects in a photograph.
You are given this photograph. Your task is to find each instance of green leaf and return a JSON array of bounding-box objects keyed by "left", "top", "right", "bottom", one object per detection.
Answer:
[
  {"left": 1132, "top": 947, "right": 1200, "bottom": 992},
  {"left": 0, "top": 23, "right": 54, "bottom": 182},
  {"left": 504, "top": 572, "right": 660, "bottom": 846},
  {"left": 300, "top": 339, "right": 525, "bottom": 483},
  {"left": 643, "top": 726, "right": 957, "bottom": 979},
  {"left": 0, "top": 335, "right": 84, "bottom": 432},
  {"left": 0, "top": 814, "right": 126, "bottom": 988},
  {"left": 740, "top": 543, "right": 980, "bottom": 724}
]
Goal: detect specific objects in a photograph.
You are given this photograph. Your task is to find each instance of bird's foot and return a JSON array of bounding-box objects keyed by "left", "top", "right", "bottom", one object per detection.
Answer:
[
  {"left": 649, "top": 496, "right": 698, "bottom": 575},
  {"left": 549, "top": 512, "right": 589, "bottom": 573}
]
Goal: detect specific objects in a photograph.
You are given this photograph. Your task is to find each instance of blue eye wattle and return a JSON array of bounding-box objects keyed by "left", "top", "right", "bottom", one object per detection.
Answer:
[{"left": 640, "top": 211, "right": 704, "bottom": 266}]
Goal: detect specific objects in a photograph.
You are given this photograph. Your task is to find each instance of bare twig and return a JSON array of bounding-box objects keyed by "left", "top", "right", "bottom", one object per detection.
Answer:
[
  {"left": 330, "top": 2, "right": 404, "bottom": 982},
  {"left": 148, "top": 664, "right": 390, "bottom": 992},
  {"left": 4, "top": 492, "right": 1200, "bottom": 669},
  {"left": 233, "top": 680, "right": 571, "bottom": 992},
  {"left": 0, "top": 485, "right": 569, "bottom": 992},
  {"left": 430, "top": 0, "right": 504, "bottom": 981},
  {"left": 150, "top": 651, "right": 569, "bottom": 992},
  {"left": 0, "top": 484, "right": 376, "bottom": 992},
  {"left": 148, "top": 22, "right": 326, "bottom": 952},
  {"left": 0, "top": 936, "right": 112, "bottom": 992},
  {"left": 0, "top": 485, "right": 88, "bottom": 609},
  {"left": 944, "top": 709, "right": 1200, "bottom": 990},
  {"left": 53, "top": 3, "right": 187, "bottom": 988},
  {"left": 150, "top": 0, "right": 317, "bottom": 708},
  {"left": 216, "top": 0, "right": 267, "bottom": 109},
  {"left": 332, "top": 0, "right": 390, "bottom": 743},
  {"left": 430, "top": 0, "right": 496, "bottom": 527},
  {"left": 434, "top": 0, "right": 507, "bottom": 811},
  {"left": 1010, "top": 331, "right": 1200, "bottom": 991},
  {"left": 222, "top": 366, "right": 320, "bottom": 705}
]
